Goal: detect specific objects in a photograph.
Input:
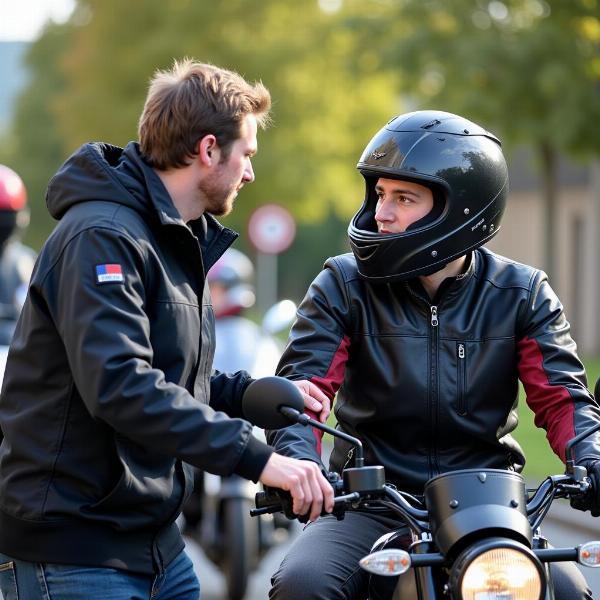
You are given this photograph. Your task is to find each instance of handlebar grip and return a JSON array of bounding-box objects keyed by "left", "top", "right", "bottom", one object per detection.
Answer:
[{"left": 252, "top": 473, "right": 348, "bottom": 521}]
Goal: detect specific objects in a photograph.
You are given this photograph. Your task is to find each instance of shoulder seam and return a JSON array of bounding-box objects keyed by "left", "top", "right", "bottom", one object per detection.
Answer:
[{"left": 39, "top": 224, "right": 146, "bottom": 288}]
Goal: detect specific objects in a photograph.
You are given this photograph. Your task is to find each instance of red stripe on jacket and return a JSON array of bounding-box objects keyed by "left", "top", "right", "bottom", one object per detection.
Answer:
[
  {"left": 306, "top": 335, "right": 351, "bottom": 455},
  {"left": 517, "top": 336, "right": 575, "bottom": 461}
]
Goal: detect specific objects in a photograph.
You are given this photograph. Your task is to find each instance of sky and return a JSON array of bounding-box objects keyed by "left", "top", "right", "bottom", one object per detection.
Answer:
[{"left": 0, "top": 0, "right": 75, "bottom": 41}]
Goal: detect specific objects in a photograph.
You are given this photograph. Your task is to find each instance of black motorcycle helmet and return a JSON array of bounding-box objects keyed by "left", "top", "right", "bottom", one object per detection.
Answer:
[
  {"left": 0, "top": 164, "right": 28, "bottom": 251},
  {"left": 348, "top": 110, "right": 508, "bottom": 282}
]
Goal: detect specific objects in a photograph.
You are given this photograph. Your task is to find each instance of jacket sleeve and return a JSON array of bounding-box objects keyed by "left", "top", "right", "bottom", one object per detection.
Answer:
[
  {"left": 267, "top": 258, "right": 351, "bottom": 464},
  {"left": 210, "top": 370, "right": 254, "bottom": 418},
  {"left": 42, "top": 226, "right": 271, "bottom": 481},
  {"left": 516, "top": 270, "right": 600, "bottom": 463}
]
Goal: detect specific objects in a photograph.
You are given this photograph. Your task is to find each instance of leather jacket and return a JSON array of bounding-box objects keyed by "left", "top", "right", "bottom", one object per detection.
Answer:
[{"left": 268, "top": 248, "right": 600, "bottom": 493}]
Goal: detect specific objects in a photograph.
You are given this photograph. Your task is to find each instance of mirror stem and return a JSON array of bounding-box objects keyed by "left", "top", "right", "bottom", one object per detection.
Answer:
[{"left": 279, "top": 406, "right": 364, "bottom": 467}]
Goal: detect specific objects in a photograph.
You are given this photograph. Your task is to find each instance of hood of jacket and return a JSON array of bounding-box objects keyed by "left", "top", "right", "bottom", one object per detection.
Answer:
[
  {"left": 45, "top": 141, "right": 236, "bottom": 269},
  {"left": 46, "top": 142, "right": 174, "bottom": 221}
]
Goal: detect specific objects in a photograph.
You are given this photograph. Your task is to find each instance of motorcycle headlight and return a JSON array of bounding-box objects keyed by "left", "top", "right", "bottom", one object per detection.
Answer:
[{"left": 452, "top": 540, "right": 545, "bottom": 600}]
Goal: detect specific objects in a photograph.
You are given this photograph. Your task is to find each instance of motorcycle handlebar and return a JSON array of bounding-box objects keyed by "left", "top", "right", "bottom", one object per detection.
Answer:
[
  {"left": 526, "top": 474, "right": 592, "bottom": 517},
  {"left": 252, "top": 468, "right": 595, "bottom": 525},
  {"left": 250, "top": 487, "right": 360, "bottom": 519}
]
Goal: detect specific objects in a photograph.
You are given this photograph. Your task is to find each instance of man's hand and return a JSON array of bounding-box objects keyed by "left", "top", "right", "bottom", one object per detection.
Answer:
[
  {"left": 259, "top": 453, "right": 334, "bottom": 521},
  {"left": 571, "top": 461, "right": 600, "bottom": 517},
  {"left": 291, "top": 380, "right": 331, "bottom": 423}
]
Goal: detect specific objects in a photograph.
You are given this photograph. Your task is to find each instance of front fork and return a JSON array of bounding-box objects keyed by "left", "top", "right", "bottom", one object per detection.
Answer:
[
  {"left": 534, "top": 534, "right": 556, "bottom": 600},
  {"left": 368, "top": 537, "right": 443, "bottom": 600},
  {"left": 392, "top": 539, "right": 442, "bottom": 600}
]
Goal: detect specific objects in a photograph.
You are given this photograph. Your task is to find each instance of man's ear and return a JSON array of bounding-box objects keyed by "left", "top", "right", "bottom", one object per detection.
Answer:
[{"left": 197, "top": 135, "right": 219, "bottom": 166}]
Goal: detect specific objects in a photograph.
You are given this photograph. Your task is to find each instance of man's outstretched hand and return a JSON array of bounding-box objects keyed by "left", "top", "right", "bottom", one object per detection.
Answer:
[{"left": 291, "top": 380, "right": 331, "bottom": 423}]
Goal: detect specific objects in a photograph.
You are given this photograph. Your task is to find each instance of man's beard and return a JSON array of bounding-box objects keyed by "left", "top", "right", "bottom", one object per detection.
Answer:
[{"left": 198, "top": 171, "right": 238, "bottom": 217}]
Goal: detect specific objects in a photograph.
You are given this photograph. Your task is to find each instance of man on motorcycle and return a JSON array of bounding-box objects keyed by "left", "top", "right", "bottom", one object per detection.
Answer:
[
  {"left": 0, "top": 164, "right": 36, "bottom": 348},
  {"left": 0, "top": 59, "right": 333, "bottom": 600},
  {"left": 267, "top": 110, "right": 600, "bottom": 599}
]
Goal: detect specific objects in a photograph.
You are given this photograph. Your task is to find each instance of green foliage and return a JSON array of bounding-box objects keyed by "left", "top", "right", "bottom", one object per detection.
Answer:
[
  {"left": 3, "top": 0, "right": 600, "bottom": 288},
  {"left": 2, "top": 0, "right": 402, "bottom": 272},
  {"left": 353, "top": 0, "right": 600, "bottom": 155},
  {"left": 343, "top": 0, "right": 600, "bottom": 280},
  {"left": 49, "top": 0, "right": 398, "bottom": 234},
  {"left": 2, "top": 23, "right": 74, "bottom": 247}
]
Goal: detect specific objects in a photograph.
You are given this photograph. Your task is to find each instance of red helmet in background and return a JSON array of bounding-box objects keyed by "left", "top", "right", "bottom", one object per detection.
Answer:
[{"left": 0, "top": 165, "right": 29, "bottom": 249}]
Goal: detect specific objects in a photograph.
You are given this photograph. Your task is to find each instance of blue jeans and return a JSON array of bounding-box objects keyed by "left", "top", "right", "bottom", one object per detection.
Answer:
[{"left": 0, "top": 549, "right": 200, "bottom": 599}]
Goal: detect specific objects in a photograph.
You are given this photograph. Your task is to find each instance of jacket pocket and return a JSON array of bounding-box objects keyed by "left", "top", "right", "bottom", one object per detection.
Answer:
[
  {"left": 456, "top": 342, "right": 468, "bottom": 416},
  {"left": 0, "top": 559, "right": 18, "bottom": 600}
]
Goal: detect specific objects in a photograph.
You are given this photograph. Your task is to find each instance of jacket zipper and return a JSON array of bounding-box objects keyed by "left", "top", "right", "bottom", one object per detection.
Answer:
[
  {"left": 429, "top": 305, "right": 440, "bottom": 476},
  {"left": 457, "top": 343, "right": 467, "bottom": 416},
  {"left": 404, "top": 283, "right": 441, "bottom": 481},
  {"left": 430, "top": 306, "right": 438, "bottom": 327}
]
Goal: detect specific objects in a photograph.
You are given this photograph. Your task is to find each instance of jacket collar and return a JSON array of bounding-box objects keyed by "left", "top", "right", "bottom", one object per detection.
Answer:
[
  {"left": 405, "top": 251, "right": 476, "bottom": 306},
  {"left": 124, "top": 143, "right": 239, "bottom": 271}
]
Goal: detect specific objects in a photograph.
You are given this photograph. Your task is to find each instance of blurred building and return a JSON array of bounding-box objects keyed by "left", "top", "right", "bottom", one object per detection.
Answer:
[{"left": 489, "top": 151, "right": 600, "bottom": 355}]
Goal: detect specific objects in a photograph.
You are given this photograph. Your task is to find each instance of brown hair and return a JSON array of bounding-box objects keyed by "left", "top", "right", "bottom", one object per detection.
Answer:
[{"left": 138, "top": 59, "right": 271, "bottom": 170}]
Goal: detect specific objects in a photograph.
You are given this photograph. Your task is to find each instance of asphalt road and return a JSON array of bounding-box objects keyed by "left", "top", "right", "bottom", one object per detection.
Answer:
[{"left": 185, "top": 522, "right": 300, "bottom": 600}]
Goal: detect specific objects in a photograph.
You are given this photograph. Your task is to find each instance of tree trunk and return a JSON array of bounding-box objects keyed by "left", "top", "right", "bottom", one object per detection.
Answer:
[{"left": 539, "top": 141, "right": 558, "bottom": 283}]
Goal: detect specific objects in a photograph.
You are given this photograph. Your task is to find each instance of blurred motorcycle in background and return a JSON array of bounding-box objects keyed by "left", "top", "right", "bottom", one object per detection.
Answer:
[{"left": 182, "top": 248, "right": 297, "bottom": 600}]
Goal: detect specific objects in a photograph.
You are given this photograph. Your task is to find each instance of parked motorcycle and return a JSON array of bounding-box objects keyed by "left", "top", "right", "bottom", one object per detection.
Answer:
[
  {"left": 244, "top": 376, "right": 600, "bottom": 600},
  {"left": 185, "top": 300, "right": 297, "bottom": 600}
]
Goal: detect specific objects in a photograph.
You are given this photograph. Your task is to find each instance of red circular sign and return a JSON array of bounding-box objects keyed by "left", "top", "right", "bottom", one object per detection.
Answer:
[{"left": 248, "top": 204, "right": 296, "bottom": 254}]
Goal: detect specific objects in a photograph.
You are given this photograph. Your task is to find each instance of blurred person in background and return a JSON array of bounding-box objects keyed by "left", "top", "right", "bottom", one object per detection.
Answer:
[
  {"left": 0, "top": 165, "right": 36, "bottom": 349},
  {"left": 0, "top": 59, "right": 333, "bottom": 600},
  {"left": 183, "top": 247, "right": 297, "bottom": 600},
  {"left": 267, "top": 110, "right": 600, "bottom": 600}
]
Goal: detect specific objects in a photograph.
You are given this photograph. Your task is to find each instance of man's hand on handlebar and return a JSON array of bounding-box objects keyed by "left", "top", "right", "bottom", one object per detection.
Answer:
[
  {"left": 571, "top": 460, "right": 600, "bottom": 517},
  {"left": 291, "top": 380, "right": 331, "bottom": 423},
  {"left": 259, "top": 453, "right": 335, "bottom": 521}
]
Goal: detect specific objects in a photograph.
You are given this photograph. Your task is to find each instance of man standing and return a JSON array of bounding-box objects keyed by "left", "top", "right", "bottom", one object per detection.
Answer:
[{"left": 0, "top": 59, "right": 332, "bottom": 599}]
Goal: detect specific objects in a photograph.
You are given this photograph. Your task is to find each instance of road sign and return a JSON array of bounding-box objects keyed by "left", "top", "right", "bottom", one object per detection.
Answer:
[{"left": 248, "top": 204, "right": 296, "bottom": 255}]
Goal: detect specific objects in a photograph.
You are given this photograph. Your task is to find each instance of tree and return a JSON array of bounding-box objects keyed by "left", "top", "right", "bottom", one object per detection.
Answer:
[
  {"left": 350, "top": 0, "right": 600, "bottom": 280},
  {"left": 0, "top": 22, "right": 75, "bottom": 247},
  {"left": 2, "top": 0, "right": 401, "bottom": 293},
  {"left": 51, "top": 0, "right": 398, "bottom": 232}
]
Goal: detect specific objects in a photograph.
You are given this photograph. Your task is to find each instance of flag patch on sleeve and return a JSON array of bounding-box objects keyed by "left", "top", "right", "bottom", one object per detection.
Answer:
[{"left": 96, "top": 263, "right": 124, "bottom": 284}]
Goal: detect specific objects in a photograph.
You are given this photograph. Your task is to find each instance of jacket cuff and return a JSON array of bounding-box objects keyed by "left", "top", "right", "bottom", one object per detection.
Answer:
[
  {"left": 231, "top": 374, "right": 255, "bottom": 418},
  {"left": 234, "top": 434, "right": 273, "bottom": 483}
]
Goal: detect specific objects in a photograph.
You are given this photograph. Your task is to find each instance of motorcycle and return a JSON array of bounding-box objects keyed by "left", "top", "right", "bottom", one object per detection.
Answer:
[
  {"left": 244, "top": 376, "right": 600, "bottom": 600},
  {"left": 185, "top": 300, "right": 297, "bottom": 600}
]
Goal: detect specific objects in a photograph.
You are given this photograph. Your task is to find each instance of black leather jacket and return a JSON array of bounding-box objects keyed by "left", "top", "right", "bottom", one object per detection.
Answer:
[
  {"left": 0, "top": 142, "right": 272, "bottom": 574},
  {"left": 269, "top": 249, "right": 600, "bottom": 493}
]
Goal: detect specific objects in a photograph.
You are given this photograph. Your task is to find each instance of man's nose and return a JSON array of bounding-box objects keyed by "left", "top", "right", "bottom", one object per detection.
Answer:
[
  {"left": 243, "top": 160, "right": 255, "bottom": 184},
  {"left": 375, "top": 198, "right": 393, "bottom": 223}
]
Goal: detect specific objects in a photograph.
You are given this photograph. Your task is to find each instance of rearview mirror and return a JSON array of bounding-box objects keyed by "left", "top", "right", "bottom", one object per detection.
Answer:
[{"left": 242, "top": 376, "right": 304, "bottom": 429}]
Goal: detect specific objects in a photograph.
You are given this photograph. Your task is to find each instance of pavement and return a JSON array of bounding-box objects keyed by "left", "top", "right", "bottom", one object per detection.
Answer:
[{"left": 184, "top": 522, "right": 301, "bottom": 600}]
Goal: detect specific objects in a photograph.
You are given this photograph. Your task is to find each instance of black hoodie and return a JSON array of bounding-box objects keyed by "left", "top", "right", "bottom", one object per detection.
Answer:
[{"left": 0, "top": 142, "right": 272, "bottom": 574}]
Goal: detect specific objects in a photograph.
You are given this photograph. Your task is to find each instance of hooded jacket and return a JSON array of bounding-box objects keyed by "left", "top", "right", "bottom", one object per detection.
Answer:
[
  {"left": 0, "top": 142, "right": 272, "bottom": 574},
  {"left": 268, "top": 249, "right": 600, "bottom": 493}
]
